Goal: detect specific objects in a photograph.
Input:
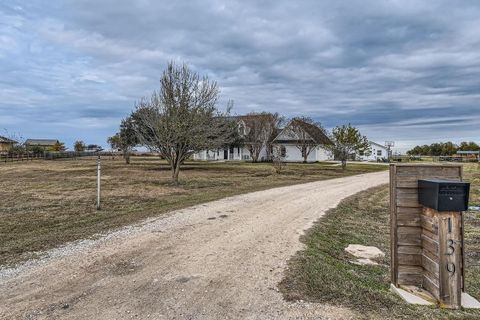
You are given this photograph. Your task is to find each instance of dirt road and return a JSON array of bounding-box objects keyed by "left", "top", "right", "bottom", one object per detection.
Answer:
[{"left": 1, "top": 171, "right": 388, "bottom": 320}]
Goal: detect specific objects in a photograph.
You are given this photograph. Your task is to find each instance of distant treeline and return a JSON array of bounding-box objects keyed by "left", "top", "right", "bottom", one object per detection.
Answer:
[{"left": 407, "top": 141, "right": 480, "bottom": 156}]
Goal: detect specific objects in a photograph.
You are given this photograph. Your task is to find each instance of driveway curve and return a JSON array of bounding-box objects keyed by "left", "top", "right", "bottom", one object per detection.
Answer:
[{"left": 0, "top": 170, "right": 388, "bottom": 320}]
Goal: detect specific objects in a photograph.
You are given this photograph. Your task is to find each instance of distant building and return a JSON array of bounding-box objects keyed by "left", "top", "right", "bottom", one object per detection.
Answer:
[
  {"left": 0, "top": 136, "right": 17, "bottom": 153},
  {"left": 25, "top": 139, "right": 60, "bottom": 151},
  {"left": 358, "top": 141, "right": 388, "bottom": 161},
  {"left": 456, "top": 150, "right": 480, "bottom": 161}
]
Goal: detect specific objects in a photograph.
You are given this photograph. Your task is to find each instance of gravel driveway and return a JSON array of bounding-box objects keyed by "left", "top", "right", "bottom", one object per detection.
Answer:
[{"left": 0, "top": 171, "right": 388, "bottom": 320}]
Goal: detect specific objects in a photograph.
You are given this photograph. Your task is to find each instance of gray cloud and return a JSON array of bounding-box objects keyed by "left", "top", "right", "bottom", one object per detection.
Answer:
[{"left": 0, "top": 0, "right": 479, "bottom": 151}]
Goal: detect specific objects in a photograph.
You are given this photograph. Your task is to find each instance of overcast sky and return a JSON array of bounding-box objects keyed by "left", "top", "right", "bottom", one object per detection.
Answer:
[{"left": 1, "top": 1, "right": 479, "bottom": 151}]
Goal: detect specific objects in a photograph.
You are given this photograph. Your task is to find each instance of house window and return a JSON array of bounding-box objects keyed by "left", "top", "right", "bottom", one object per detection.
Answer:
[
  {"left": 280, "top": 146, "right": 286, "bottom": 157},
  {"left": 377, "top": 150, "right": 382, "bottom": 156}
]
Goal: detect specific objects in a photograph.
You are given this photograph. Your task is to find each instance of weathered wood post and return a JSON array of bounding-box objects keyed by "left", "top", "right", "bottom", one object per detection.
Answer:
[
  {"left": 390, "top": 164, "right": 470, "bottom": 308},
  {"left": 422, "top": 208, "right": 463, "bottom": 308},
  {"left": 418, "top": 179, "right": 469, "bottom": 308}
]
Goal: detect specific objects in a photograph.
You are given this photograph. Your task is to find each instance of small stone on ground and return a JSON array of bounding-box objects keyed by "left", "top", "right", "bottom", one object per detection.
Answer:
[{"left": 345, "top": 244, "right": 385, "bottom": 265}]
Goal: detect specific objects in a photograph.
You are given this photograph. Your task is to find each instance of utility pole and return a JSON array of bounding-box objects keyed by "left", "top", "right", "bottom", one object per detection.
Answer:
[{"left": 96, "top": 155, "right": 101, "bottom": 210}]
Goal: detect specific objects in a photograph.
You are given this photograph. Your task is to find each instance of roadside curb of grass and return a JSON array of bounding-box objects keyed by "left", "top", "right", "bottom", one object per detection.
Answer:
[{"left": 278, "top": 185, "right": 480, "bottom": 320}]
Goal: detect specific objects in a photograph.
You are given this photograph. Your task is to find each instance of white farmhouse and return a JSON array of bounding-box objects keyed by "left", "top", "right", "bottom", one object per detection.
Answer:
[
  {"left": 358, "top": 141, "right": 388, "bottom": 161},
  {"left": 193, "top": 145, "right": 261, "bottom": 161},
  {"left": 272, "top": 119, "right": 333, "bottom": 162},
  {"left": 193, "top": 115, "right": 268, "bottom": 161},
  {"left": 193, "top": 116, "right": 333, "bottom": 162}
]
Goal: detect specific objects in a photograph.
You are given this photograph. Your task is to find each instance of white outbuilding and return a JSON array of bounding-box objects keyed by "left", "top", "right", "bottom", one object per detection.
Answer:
[{"left": 358, "top": 141, "right": 389, "bottom": 161}]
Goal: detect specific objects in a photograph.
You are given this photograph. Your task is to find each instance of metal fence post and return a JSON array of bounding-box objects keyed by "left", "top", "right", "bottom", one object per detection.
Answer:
[{"left": 97, "top": 156, "right": 101, "bottom": 210}]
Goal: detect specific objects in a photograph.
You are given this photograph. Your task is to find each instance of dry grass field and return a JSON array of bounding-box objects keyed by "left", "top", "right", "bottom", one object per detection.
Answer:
[
  {"left": 0, "top": 157, "right": 385, "bottom": 267},
  {"left": 280, "top": 163, "right": 480, "bottom": 319}
]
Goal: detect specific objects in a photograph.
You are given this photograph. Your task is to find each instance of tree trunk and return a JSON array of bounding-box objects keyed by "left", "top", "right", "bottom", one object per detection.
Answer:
[
  {"left": 341, "top": 159, "right": 347, "bottom": 170},
  {"left": 249, "top": 145, "right": 259, "bottom": 163},
  {"left": 266, "top": 144, "right": 272, "bottom": 162},
  {"left": 172, "top": 167, "right": 180, "bottom": 184},
  {"left": 171, "top": 159, "right": 181, "bottom": 185},
  {"left": 124, "top": 151, "right": 130, "bottom": 164}
]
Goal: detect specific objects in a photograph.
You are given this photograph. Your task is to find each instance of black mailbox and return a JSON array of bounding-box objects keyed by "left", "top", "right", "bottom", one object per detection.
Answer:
[{"left": 418, "top": 179, "right": 470, "bottom": 211}]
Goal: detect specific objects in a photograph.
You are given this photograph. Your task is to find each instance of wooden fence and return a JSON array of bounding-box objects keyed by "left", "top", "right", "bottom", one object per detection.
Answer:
[
  {"left": 0, "top": 151, "right": 121, "bottom": 163},
  {"left": 0, "top": 152, "right": 43, "bottom": 163}
]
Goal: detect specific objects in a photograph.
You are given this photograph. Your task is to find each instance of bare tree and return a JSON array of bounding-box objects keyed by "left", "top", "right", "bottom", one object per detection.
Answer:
[
  {"left": 242, "top": 112, "right": 282, "bottom": 162},
  {"left": 264, "top": 113, "right": 284, "bottom": 161},
  {"left": 328, "top": 124, "right": 370, "bottom": 169},
  {"left": 271, "top": 145, "right": 286, "bottom": 174},
  {"left": 132, "top": 62, "right": 235, "bottom": 184},
  {"left": 2, "top": 130, "right": 25, "bottom": 153},
  {"left": 242, "top": 113, "right": 265, "bottom": 162},
  {"left": 285, "top": 117, "right": 330, "bottom": 163}
]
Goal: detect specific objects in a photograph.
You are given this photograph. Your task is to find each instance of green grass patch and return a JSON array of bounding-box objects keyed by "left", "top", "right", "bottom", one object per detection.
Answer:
[
  {"left": 0, "top": 158, "right": 386, "bottom": 267},
  {"left": 279, "top": 164, "right": 480, "bottom": 319}
]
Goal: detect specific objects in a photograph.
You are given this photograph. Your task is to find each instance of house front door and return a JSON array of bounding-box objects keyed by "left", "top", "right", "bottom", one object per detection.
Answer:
[{"left": 224, "top": 149, "right": 228, "bottom": 160}]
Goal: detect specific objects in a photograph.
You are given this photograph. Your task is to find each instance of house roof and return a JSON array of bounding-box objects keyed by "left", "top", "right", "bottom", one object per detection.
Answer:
[
  {"left": 275, "top": 119, "right": 333, "bottom": 145},
  {"left": 0, "top": 135, "right": 16, "bottom": 144},
  {"left": 369, "top": 141, "right": 387, "bottom": 149},
  {"left": 25, "top": 139, "right": 59, "bottom": 146}
]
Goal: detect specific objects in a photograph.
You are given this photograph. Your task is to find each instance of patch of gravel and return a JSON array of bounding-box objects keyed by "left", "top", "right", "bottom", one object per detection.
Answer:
[
  {"left": 0, "top": 207, "right": 197, "bottom": 280},
  {"left": 0, "top": 171, "right": 388, "bottom": 320}
]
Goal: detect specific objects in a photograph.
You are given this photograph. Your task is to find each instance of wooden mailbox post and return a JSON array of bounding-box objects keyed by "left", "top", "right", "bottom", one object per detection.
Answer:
[
  {"left": 421, "top": 207, "right": 462, "bottom": 308},
  {"left": 390, "top": 164, "right": 468, "bottom": 309}
]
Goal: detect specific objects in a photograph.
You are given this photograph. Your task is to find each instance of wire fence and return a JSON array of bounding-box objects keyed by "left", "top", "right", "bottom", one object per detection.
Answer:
[{"left": 391, "top": 155, "right": 479, "bottom": 163}]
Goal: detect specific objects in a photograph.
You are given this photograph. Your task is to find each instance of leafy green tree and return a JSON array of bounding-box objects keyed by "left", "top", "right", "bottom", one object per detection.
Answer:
[
  {"left": 407, "top": 145, "right": 428, "bottom": 156},
  {"left": 328, "top": 124, "right": 370, "bottom": 169},
  {"left": 27, "top": 145, "right": 44, "bottom": 154},
  {"left": 441, "top": 142, "right": 457, "bottom": 156},
  {"left": 49, "top": 141, "right": 66, "bottom": 152},
  {"left": 458, "top": 141, "right": 480, "bottom": 151},
  {"left": 107, "top": 134, "right": 121, "bottom": 150},
  {"left": 407, "top": 141, "right": 480, "bottom": 156},
  {"left": 74, "top": 140, "right": 86, "bottom": 152},
  {"left": 108, "top": 116, "right": 138, "bottom": 164}
]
